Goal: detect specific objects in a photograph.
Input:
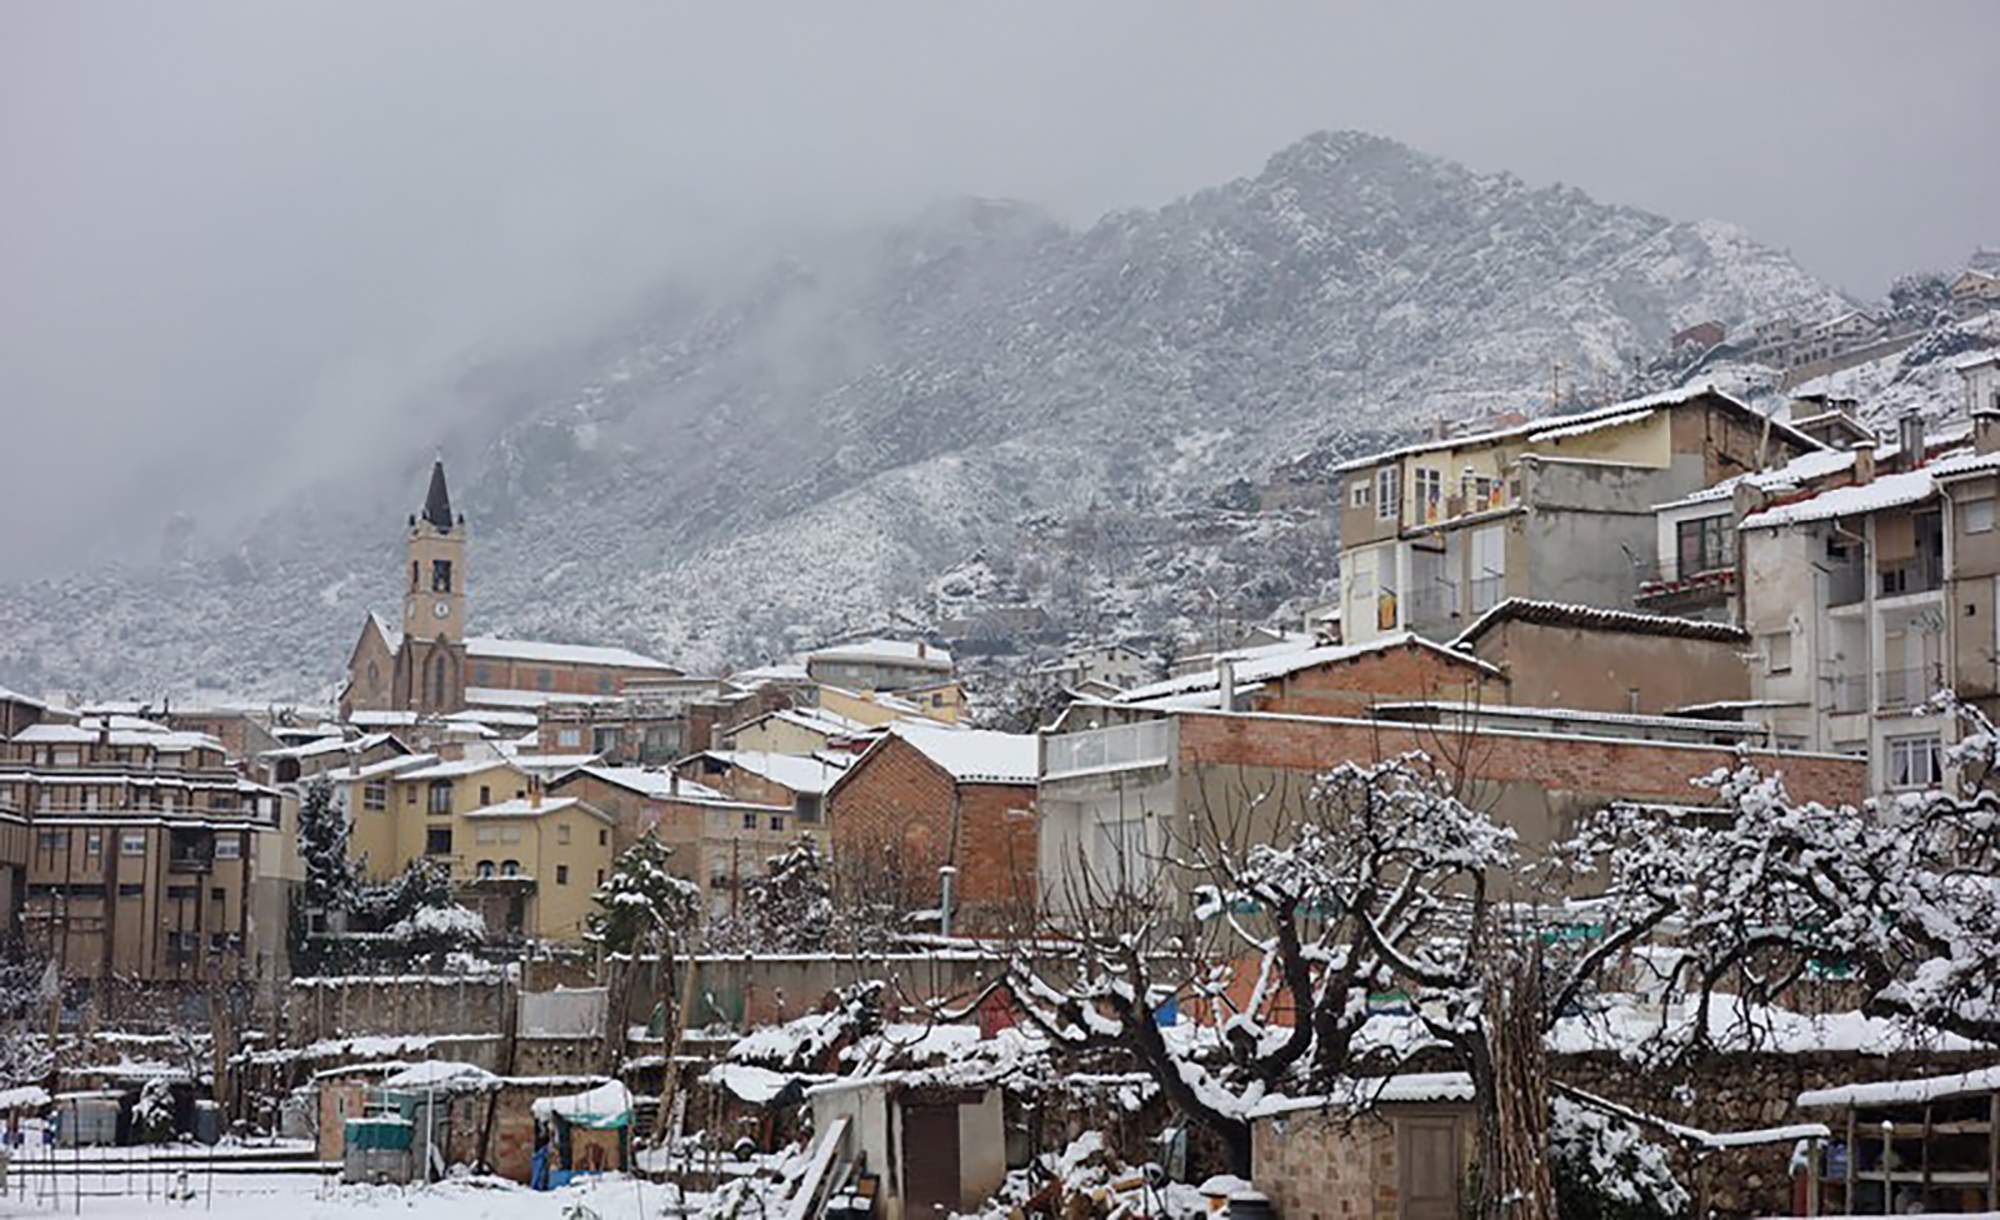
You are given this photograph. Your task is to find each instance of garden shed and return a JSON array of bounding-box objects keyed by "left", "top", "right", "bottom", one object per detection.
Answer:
[
  {"left": 1249, "top": 1073, "right": 1477, "bottom": 1220},
  {"left": 1796, "top": 1064, "right": 2000, "bottom": 1215}
]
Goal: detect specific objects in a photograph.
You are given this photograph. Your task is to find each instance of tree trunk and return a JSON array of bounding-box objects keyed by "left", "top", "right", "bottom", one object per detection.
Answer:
[{"left": 1482, "top": 944, "right": 1554, "bottom": 1220}]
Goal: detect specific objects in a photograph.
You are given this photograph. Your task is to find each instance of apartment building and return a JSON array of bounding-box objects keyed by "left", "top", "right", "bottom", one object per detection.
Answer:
[
  {"left": 1739, "top": 409, "right": 2000, "bottom": 792},
  {"left": 1035, "top": 702, "right": 1864, "bottom": 914},
  {"left": 0, "top": 712, "right": 282, "bottom": 983},
  {"left": 1336, "top": 386, "right": 1821, "bottom": 646},
  {"left": 804, "top": 637, "right": 954, "bottom": 693}
]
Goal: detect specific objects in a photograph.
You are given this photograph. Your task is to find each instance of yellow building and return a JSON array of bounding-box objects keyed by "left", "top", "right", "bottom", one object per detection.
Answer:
[{"left": 455, "top": 794, "right": 614, "bottom": 943}]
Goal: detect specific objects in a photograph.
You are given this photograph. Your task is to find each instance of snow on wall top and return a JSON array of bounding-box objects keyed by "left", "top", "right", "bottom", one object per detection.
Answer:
[
  {"left": 466, "top": 636, "right": 679, "bottom": 671},
  {"left": 884, "top": 721, "right": 1037, "bottom": 785},
  {"left": 463, "top": 795, "right": 594, "bottom": 820},
  {"left": 1451, "top": 598, "right": 1750, "bottom": 647},
  {"left": 1797, "top": 1064, "right": 2000, "bottom": 1109},
  {"left": 1246, "top": 1072, "right": 1476, "bottom": 1118}
]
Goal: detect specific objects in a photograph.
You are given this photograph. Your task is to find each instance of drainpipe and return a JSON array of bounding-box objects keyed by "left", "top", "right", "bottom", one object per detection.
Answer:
[
  {"left": 937, "top": 865, "right": 957, "bottom": 939},
  {"left": 1217, "top": 659, "right": 1236, "bottom": 712}
]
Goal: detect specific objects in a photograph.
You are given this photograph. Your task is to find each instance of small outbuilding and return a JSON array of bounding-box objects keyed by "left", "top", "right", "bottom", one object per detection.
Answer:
[
  {"left": 1249, "top": 1073, "right": 1477, "bottom": 1220},
  {"left": 1796, "top": 1064, "right": 2000, "bottom": 1215},
  {"left": 807, "top": 1076, "right": 1007, "bottom": 1220}
]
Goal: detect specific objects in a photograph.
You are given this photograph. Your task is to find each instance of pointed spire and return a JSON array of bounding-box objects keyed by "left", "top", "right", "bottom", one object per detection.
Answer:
[{"left": 421, "top": 458, "right": 454, "bottom": 530}]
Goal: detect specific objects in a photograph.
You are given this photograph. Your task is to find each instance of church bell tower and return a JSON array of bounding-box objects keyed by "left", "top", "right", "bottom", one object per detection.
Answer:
[{"left": 401, "top": 459, "right": 468, "bottom": 713}]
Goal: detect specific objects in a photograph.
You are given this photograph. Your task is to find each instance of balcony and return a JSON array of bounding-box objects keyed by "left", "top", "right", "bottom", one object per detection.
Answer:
[
  {"left": 1877, "top": 557, "right": 1943, "bottom": 600},
  {"left": 1879, "top": 665, "right": 1945, "bottom": 711},
  {"left": 1633, "top": 561, "right": 1733, "bottom": 611},
  {"left": 1829, "top": 674, "right": 1869, "bottom": 715},
  {"left": 1045, "top": 720, "right": 1175, "bottom": 779}
]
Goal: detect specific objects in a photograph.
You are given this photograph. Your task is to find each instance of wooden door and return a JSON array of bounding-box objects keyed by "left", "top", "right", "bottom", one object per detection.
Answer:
[
  {"left": 1398, "top": 1116, "right": 1462, "bottom": 1220},
  {"left": 902, "top": 1103, "right": 961, "bottom": 1219}
]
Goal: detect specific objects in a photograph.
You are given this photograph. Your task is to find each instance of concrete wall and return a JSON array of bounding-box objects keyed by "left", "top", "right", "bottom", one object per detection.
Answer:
[{"left": 1468, "top": 618, "right": 1750, "bottom": 715}]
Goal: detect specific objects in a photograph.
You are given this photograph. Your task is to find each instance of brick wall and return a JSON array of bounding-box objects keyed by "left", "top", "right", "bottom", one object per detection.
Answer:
[
  {"left": 826, "top": 736, "right": 1037, "bottom": 920},
  {"left": 1177, "top": 711, "right": 1865, "bottom": 812},
  {"left": 1256, "top": 642, "right": 1496, "bottom": 717}
]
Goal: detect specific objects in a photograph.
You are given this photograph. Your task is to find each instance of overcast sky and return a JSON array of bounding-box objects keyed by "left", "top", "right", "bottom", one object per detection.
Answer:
[{"left": 3, "top": 1, "right": 1995, "bottom": 574}]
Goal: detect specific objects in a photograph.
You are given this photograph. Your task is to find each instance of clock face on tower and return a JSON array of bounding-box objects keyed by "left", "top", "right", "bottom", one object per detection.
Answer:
[{"left": 433, "top": 600, "right": 452, "bottom": 619}]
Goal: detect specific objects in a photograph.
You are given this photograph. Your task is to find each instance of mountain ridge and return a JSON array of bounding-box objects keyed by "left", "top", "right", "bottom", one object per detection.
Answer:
[{"left": 0, "top": 130, "right": 1857, "bottom": 699}]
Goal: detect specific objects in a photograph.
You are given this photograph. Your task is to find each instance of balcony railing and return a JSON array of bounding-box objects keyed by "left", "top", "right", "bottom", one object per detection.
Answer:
[
  {"left": 1045, "top": 720, "right": 1175, "bottom": 778},
  {"left": 1879, "top": 665, "right": 1944, "bottom": 710},
  {"left": 1878, "top": 558, "right": 1943, "bottom": 599},
  {"left": 167, "top": 851, "right": 214, "bottom": 874}
]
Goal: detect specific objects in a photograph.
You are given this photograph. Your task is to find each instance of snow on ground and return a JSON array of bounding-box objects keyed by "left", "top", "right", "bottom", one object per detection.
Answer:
[{"left": 0, "top": 1169, "right": 700, "bottom": 1219}]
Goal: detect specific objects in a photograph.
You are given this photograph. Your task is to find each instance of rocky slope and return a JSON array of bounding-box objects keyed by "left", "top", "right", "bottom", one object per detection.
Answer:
[{"left": 0, "top": 131, "right": 1856, "bottom": 700}]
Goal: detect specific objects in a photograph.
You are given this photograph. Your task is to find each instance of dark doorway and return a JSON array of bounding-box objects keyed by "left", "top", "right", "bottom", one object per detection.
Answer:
[{"left": 902, "top": 1103, "right": 961, "bottom": 1218}]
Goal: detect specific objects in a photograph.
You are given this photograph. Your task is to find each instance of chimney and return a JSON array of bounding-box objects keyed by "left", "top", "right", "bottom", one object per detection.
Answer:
[
  {"left": 916, "top": 640, "right": 927, "bottom": 659},
  {"left": 1852, "top": 439, "right": 1876, "bottom": 486},
  {"left": 1897, "top": 411, "right": 1926, "bottom": 471},
  {"left": 527, "top": 773, "right": 543, "bottom": 809},
  {"left": 1217, "top": 658, "right": 1237, "bottom": 711},
  {"left": 669, "top": 770, "right": 681, "bottom": 798},
  {"left": 1431, "top": 417, "right": 1452, "bottom": 441},
  {"left": 1975, "top": 407, "right": 2000, "bottom": 456}
]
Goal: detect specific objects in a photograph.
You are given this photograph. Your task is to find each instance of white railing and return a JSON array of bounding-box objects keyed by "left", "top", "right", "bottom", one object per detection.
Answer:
[{"left": 1044, "top": 720, "right": 1175, "bottom": 778}]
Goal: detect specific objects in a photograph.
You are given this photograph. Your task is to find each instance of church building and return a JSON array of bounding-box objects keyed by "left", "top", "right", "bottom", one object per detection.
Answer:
[{"left": 339, "top": 461, "right": 682, "bottom": 720}]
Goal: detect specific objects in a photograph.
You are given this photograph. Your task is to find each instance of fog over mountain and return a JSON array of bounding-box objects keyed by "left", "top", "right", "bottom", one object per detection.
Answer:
[
  {"left": 3, "top": 3, "right": 1997, "bottom": 697},
  {"left": 0, "top": 129, "right": 1861, "bottom": 697}
]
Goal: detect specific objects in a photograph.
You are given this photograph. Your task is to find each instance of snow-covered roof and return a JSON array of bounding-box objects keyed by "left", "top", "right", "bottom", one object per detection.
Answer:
[
  {"left": 347, "top": 709, "right": 421, "bottom": 727},
  {"left": 806, "top": 637, "right": 953, "bottom": 671},
  {"left": 729, "top": 662, "right": 812, "bottom": 685},
  {"left": 1451, "top": 598, "right": 1749, "bottom": 647},
  {"left": 693, "top": 750, "right": 850, "bottom": 795},
  {"left": 444, "top": 708, "right": 540, "bottom": 730},
  {"left": 1740, "top": 449, "right": 2000, "bottom": 530},
  {"left": 382, "top": 1061, "right": 498, "bottom": 1091},
  {"left": 878, "top": 722, "right": 1037, "bottom": 785},
  {"left": 10, "top": 722, "right": 223, "bottom": 752},
  {"left": 368, "top": 611, "right": 404, "bottom": 654},
  {"left": 463, "top": 686, "right": 618, "bottom": 710},
  {"left": 400, "top": 757, "right": 521, "bottom": 781},
  {"left": 532, "top": 1079, "right": 630, "bottom": 1123},
  {"left": 319, "top": 753, "right": 439, "bottom": 783},
  {"left": 260, "top": 731, "right": 400, "bottom": 761},
  {"left": 507, "top": 752, "right": 604, "bottom": 773},
  {"left": 554, "top": 764, "right": 726, "bottom": 803},
  {"left": 1656, "top": 445, "right": 1861, "bottom": 510},
  {"left": 1116, "top": 633, "right": 1500, "bottom": 705},
  {"left": 1247, "top": 1073, "right": 1475, "bottom": 1118},
  {"left": 0, "top": 687, "right": 53, "bottom": 712},
  {"left": 1797, "top": 1065, "right": 2000, "bottom": 1109},
  {"left": 466, "top": 636, "right": 679, "bottom": 672},
  {"left": 1333, "top": 384, "right": 1819, "bottom": 473},
  {"left": 463, "top": 795, "right": 597, "bottom": 820}
]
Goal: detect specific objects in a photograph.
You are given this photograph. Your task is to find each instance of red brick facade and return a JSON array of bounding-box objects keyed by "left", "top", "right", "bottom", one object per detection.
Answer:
[
  {"left": 826, "top": 736, "right": 1037, "bottom": 923},
  {"left": 1250, "top": 640, "right": 1500, "bottom": 717},
  {"left": 1178, "top": 711, "right": 1866, "bottom": 813}
]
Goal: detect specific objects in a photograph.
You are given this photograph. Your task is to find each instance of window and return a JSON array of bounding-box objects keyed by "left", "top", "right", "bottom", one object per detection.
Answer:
[
  {"left": 558, "top": 728, "right": 582, "bottom": 749},
  {"left": 425, "top": 827, "right": 452, "bottom": 856},
  {"left": 215, "top": 836, "right": 241, "bottom": 860},
  {"left": 1375, "top": 466, "right": 1401, "bottom": 521},
  {"left": 794, "top": 794, "right": 822, "bottom": 824},
  {"left": 556, "top": 865, "right": 569, "bottom": 886},
  {"left": 36, "top": 830, "right": 68, "bottom": 853},
  {"left": 598, "top": 829, "right": 608, "bottom": 846},
  {"left": 405, "top": 787, "right": 417, "bottom": 806},
  {"left": 537, "top": 669, "right": 553, "bottom": 691},
  {"left": 1413, "top": 468, "right": 1442, "bottom": 522},
  {"left": 1966, "top": 498, "right": 1996, "bottom": 534},
  {"left": 363, "top": 780, "right": 387, "bottom": 811},
  {"left": 500, "top": 859, "right": 520, "bottom": 878},
  {"left": 84, "top": 830, "right": 102, "bottom": 856},
  {"left": 210, "top": 887, "right": 226, "bottom": 903},
  {"left": 1467, "top": 475, "right": 1497, "bottom": 512},
  {"left": 1676, "top": 515, "right": 1736, "bottom": 577},
  {"left": 474, "top": 665, "right": 491, "bottom": 686},
  {"left": 121, "top": 832, "right": 146, "bottom": 857},
  {"left": 593, "top": 726, "right": 620, "bottom": 755},
  {"left": 1887, "top": 734, "right": 1942, "bottom": 790},
  {"left": 476, "top": 827, "right": 498, "bottom": 845},
  {"left": 428, "top": 780, "right": 453, "bottom": 815},
  {"left": 410, "top": 560, "right": 420, "bottom": 591},
  {"left": 770, "top": 816, "right": 783, "bottom": 832},
  {"left": 557, "top": 823, "right": 571, "bottom": 845},
  {"left": 431, "top": 559, "right": 453, "bottom": 592},
  {"left": 1350, "top": 480, "right": 1372, "bottom": 510},
  {"left": 1764, "top": 631, "right": 1793, "bottom": 675},
  {"left": 596, "top": 869, "right": 605, "bottom": 887},
  {"left": 476, "top": 860, "right": 495, "bottom": 879},
  {"left": 742, "top": 812, "right": 756, "bottom": 830},
  {"left": 479, "top": 785, "right": 492, "bottom": 806},
  {"left": 597, "top": 675, "right": 614, "bottom": 694}
]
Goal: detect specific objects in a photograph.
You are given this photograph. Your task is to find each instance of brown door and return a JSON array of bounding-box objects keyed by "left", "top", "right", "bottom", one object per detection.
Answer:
[
  {"left": 902, "top": 1104, "right": 961, "bottom": 1219},
  {"left": 1398, "top": 1117, "right": 1461, "bottom": 1220}
]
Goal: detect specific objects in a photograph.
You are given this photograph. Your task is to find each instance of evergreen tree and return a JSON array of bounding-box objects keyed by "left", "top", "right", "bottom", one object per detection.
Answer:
[
  {"left": 297, "top": 776, "right": 359, "bottom": 919},
  {"left": 588, "top": 832, "right": 699, "bottom": 957},
  {"left": 743, "top": 836, "right": 832, "bottom": 952}
]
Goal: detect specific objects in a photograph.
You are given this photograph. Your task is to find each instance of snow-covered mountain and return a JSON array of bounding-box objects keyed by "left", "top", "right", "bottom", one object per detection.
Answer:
[{"left": 0, "top": 131, "right": 1860, "bottom": 700}]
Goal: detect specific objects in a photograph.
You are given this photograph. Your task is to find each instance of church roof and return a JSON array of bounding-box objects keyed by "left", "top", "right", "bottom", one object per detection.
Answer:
[{"left": 421, "top": 459, "right": 454, "bottom": 530}]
